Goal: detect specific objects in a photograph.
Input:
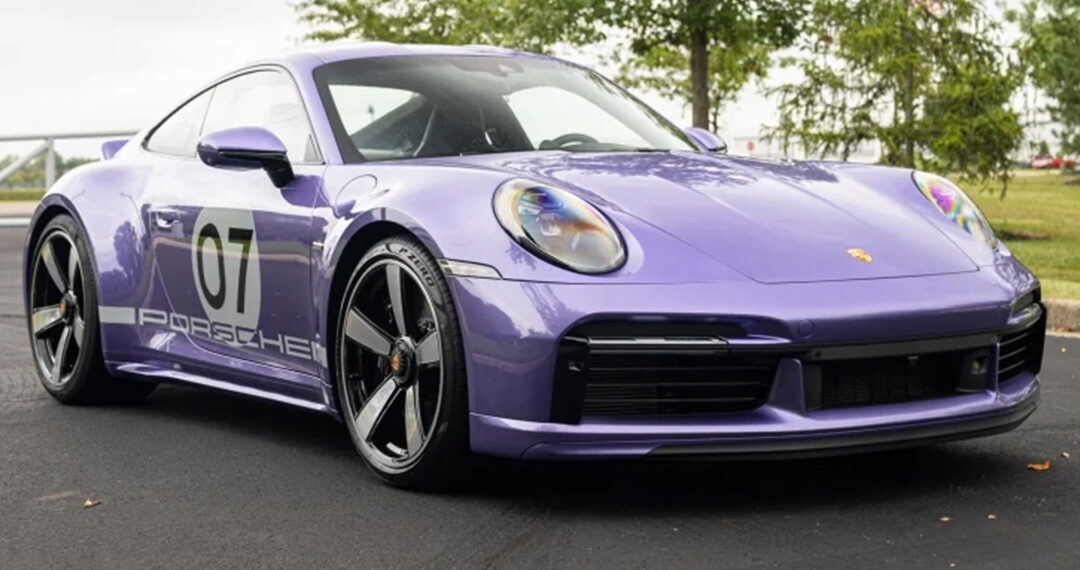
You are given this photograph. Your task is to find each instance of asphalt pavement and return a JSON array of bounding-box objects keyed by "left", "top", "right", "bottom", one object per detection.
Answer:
[{"left": 1, "top": 226, "right": 1077, "bottom": 569}]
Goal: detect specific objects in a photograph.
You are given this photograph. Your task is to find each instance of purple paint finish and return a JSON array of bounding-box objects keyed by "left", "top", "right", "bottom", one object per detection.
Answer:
[{"left": 23, "top": 43, "right": 1045, "bottom": 462}]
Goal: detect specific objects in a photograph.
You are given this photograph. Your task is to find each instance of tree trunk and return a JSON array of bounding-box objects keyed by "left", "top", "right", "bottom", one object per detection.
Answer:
[
  {"left": 901, "top": 4, "right": 916, "bottom": 168},
  {"left": 902, "top": 59, "right": 915, "bottom": 167},
  {"left": 690, "top": 27, "right": 710, "bottom": 129}
]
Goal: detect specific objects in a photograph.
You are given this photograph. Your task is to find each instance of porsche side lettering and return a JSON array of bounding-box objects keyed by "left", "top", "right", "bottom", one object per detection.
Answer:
[{"left": 102, "top": 307, "right": 326, "bottom": 366}]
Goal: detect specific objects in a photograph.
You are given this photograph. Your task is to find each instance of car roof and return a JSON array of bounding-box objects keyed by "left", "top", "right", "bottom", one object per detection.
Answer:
[{"left": 247, "top": 42, "right": 559, "bottom": 74}]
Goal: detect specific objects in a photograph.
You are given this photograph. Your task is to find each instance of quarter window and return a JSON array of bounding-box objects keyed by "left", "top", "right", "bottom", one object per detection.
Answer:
[{"left": 145, "top": 89, "right": 213, "bottom": 157}]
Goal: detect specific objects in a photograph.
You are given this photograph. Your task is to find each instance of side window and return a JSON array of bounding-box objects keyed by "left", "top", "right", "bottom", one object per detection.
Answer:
[
  {"left": 202, "top": 71, "right": 318, "bottom": 163},
  {"left": 145, "top": 89, "right": 213, "bottom": 156}
]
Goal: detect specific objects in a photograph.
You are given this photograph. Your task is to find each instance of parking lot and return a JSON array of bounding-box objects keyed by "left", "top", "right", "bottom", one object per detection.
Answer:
[{"left": 0, "top": 225, "right": 1077, "bottom": 569}]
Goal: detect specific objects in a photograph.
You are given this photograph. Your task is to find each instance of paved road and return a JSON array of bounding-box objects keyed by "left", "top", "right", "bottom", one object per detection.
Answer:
[{"left": 1, "top": 226, "right": 1078, "bottom": 569}]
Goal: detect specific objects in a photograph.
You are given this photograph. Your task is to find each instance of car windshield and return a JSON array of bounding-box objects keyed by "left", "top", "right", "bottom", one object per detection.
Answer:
[{"left": 314, "top": 55, "right": 696, "bottom": 162}]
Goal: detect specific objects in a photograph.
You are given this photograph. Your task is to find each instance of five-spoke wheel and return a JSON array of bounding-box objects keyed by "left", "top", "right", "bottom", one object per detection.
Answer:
[
  {"left": 30, "top": 230, "right": 87, "bottom": 388},
  {"left": 336, "top": 237, "right": 467, "bottom": 487}
]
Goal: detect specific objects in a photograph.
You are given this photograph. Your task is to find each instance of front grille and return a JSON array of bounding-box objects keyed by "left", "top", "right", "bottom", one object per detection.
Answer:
[
  {"left": 579, "top": 352, "right": 777, "bottom": 417},
  {"left": 810, "top": 351, "right": 968, "bottom": 410},
  {"left": 550, "top": 320, "right": 778, "bottom": 423},
  {"left": 998, "top": 322, "right": 1045, "bottom": 381},
  {"left": 552, "top": 312, "right": 1045, "bottom": 421}
]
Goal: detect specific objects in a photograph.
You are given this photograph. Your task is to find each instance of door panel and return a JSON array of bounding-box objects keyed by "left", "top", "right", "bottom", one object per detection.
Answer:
[{"left": 146, "top": 162, "right": 324, "bottom": 377}]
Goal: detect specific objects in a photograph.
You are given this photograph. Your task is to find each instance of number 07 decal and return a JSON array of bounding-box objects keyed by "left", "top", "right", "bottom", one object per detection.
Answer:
[{"left": 191, "top": 209, "right": 261, "bottom": 329}]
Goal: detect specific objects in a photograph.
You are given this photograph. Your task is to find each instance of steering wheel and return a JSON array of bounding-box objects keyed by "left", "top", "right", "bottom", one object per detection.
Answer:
[{"left": 547, "top": 133, "right": 598, "bottom": 148}]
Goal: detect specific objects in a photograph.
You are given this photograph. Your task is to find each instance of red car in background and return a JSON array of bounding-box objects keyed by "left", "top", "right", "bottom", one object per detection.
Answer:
[{"left": 1031, "top": 155, "right": 1077, "bottom": 169}]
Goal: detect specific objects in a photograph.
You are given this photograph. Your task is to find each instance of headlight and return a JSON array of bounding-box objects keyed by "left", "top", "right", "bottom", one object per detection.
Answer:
[
  {"left": 493, "top": 179, "right": 626, "bottom": 274},
  {"left": 912, "top": 171, "right": 997, "bottom": 248}
]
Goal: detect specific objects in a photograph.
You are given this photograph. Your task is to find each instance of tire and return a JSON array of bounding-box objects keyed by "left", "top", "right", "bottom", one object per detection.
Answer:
[
  {"left": 27, "top": 214, "right": 157, "bottom": 404},
  {"left": 334, "top": 236, "right": 469, "bottom": 489}
]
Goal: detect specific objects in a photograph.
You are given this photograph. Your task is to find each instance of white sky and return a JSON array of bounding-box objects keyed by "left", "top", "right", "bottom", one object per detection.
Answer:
[
  {"left": 0, "top": 0, "right": 1043, "bottom": 162},
  {"left": 0, "top": 0, "right": 303, "bottom": 158}
]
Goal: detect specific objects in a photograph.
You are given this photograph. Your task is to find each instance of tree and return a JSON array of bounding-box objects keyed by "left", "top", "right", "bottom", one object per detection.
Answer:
[
  {"left": 296, "top": 0, "right": 806, "bottom": 131},
  {"left": 1011, "top": 0, "right": 1080, "bottom": 156},
  {"left": 765, "top": 0, "right": 1024, "bottom": 191}
]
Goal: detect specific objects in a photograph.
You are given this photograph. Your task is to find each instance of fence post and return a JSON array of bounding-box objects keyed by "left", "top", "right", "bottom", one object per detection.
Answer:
[{"left": 44, "top": 138, "right": 56, "bottom": 189}]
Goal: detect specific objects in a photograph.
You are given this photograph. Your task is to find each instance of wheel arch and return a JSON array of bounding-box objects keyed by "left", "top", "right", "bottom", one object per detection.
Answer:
[
  {"left": 23, "top": 197, "right": 89, "bottom": 313},
  {"left": 321, "top": 219, "right": 418, "bottom": 413}
]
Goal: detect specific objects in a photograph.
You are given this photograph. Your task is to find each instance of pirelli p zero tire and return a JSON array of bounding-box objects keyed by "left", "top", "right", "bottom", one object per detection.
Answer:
[
  {"left": 27, "top": 214, "right": 157, "bottom": 404},
  {"left": 334, "top": 236, "right": 469, "bottom": 489}
]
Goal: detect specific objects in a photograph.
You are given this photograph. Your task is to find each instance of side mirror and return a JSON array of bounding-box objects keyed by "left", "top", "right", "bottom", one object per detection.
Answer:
[
  {"left": 197, "top": 127, "right": 294, "bottom": 188},
  {"left": 683, "top": 127, "right": 728, "bottom": 154}
]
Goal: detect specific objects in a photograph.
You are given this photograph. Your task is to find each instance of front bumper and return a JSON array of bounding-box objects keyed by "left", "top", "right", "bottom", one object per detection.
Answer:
[
  {"left": 450, "top": 267, "right": 1043, "bottom": 459},
  {"left": 471, "top": 372, "right": 1039, "bottom": 459}
]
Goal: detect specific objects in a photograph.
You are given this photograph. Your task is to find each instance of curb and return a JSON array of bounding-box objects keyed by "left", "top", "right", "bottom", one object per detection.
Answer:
[{"left": 1046, "top": 298, "right": 1080, "bottom": 333}]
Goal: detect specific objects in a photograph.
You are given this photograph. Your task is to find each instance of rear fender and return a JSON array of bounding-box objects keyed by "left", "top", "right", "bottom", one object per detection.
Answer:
[{"left": 24, "top": 162, "right": 161, "bottom": 363}]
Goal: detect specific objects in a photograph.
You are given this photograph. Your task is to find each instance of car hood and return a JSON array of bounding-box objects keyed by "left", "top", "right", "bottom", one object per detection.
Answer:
[{"left": 433, "top": 151, "right": 979, "bottom": 284}]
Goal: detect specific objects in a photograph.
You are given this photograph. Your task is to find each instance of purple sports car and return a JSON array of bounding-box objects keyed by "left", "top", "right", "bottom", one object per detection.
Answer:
[{"left": 24, "top": 43, "right": 1044, "bottom": 488}]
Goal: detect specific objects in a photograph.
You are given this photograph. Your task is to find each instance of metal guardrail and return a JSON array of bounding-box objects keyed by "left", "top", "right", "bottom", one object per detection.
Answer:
[{"left": 0, "top": 130, "right": 137, "bottom": 189}]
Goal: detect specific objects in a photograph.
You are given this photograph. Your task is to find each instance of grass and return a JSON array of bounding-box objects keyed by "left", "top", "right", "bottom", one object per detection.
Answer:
[
  {"left": 0, "top": 189, "right": 45, "bottom": 201},
  {"left": 966, "top": 172, "right": 1080, "bottom": 300}
]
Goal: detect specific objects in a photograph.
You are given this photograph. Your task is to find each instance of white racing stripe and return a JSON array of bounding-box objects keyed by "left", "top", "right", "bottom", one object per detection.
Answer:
[{"left": 98, "top": 306, "right": 137, "bottom": 325}]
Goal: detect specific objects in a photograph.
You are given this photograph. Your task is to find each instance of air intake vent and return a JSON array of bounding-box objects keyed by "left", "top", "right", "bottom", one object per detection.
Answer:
[
  {"left": 998, "top": 320, "right": 1045, "bottom": 381},
  {"left": 550, "top": 321, "right": 777, "bottom": 423},
  {"left": 579, "top": 352, "right": 777, "bottom": 417},
  {"left": 810, "top": 351, "right": 968, "bottom": 410}
]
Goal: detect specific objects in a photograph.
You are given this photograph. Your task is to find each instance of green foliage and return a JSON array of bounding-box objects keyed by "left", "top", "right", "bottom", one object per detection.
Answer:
[
  {"left": 601, "top": 1, "right": 804, "bottom": 130},
  {"left": 0, "top": 189, "right": 45, "bottom": 201},
  {"left": 297, "top": 0, "right": 607, "bottom": 52},
  {"left": 0, "top": 153, "right": 95, "bottom": 189},
  {"left": 968, "top": 172, "right": 1080, "bottom": 299},
  {"left": 765, "top": 0, "right": 1023, "bottom": 192},
  {"left": 1011, "top": 0, "right": 1080, "bottom": 155},
  {"left": 296, "top": 0, "right": 806, "bottom": 131}
]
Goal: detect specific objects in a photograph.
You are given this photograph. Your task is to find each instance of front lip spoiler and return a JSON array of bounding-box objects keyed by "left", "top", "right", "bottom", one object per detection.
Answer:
[{"left": 647, "top": 397, "right": 1038, "bottom": 461}]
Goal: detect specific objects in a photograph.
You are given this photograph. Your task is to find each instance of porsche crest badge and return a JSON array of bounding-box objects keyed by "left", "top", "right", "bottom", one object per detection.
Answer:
[{"left": 846, "top": 248, "right": 873, "bottom": 263}]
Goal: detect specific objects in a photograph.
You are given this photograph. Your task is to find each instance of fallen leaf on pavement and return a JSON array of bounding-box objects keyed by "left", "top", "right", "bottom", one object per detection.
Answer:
[
  {"left": 987, "top": 514, "right": 997, "bottom": 520},
  {"left": 939, "top": 516, "right": 951, "bottom": 523},
  {"left": 83, "top": 499, "right": 102, "bottom": 509},
  {"left": 1062, "top": 452, "right": 1071, "bottom": 459},
  {"left": 1028, "top": 461, "right": 1051, "bottom": 472}
]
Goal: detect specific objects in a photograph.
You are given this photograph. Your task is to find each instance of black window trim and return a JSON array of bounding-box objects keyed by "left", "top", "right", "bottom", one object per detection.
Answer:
[{"left": 142, "top": 64, "right": 325, "bottom": 166}]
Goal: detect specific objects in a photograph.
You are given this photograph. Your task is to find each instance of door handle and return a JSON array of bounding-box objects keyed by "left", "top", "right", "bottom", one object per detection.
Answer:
[{"left": 150, "top": 207, "right": 182, "bottom": 230}]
